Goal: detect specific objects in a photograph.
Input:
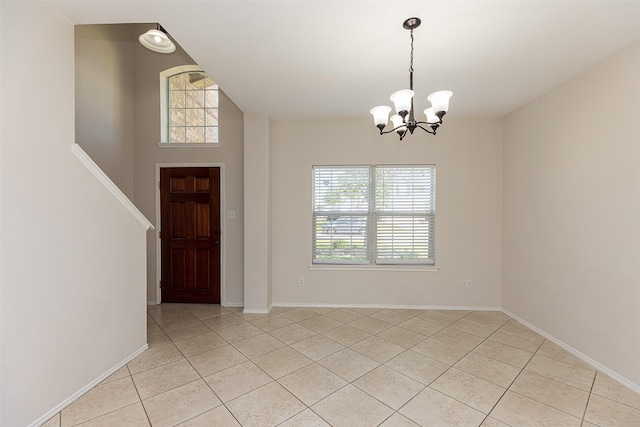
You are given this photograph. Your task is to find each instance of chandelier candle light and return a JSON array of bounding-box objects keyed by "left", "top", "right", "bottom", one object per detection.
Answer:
[{"left": 370, "top": 17, "right": 452, "bottom": 140}]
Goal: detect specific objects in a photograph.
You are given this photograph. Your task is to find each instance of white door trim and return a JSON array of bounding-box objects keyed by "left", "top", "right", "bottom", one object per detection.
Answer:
[{"left": 155, "top": 163, "right": 226, "bottom": 305}]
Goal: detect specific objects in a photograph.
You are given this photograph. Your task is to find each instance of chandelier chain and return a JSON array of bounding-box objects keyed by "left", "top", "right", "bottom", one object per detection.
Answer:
[{"left": 409, "top": 29, "right": 414, "bottom": 73}]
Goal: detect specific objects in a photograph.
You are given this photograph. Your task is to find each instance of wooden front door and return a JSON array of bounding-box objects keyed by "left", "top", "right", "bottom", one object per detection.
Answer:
[{"left": 160, "top": 167, "right": 221, "bottom": 304}]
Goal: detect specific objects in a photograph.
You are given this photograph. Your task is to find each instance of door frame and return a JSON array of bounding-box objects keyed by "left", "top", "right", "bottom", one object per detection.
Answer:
[{"left": 155, "top": 162, "right": 226, "bottom": 305}]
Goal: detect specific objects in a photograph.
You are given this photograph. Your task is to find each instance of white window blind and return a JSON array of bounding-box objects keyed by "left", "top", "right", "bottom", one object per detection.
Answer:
[
  {"left": 313, "top": 167, "right": 370, "bottom": 264},
  {"left": 375, "top": 166, "right": 435, "bottom": 264},
  {"left": 312, "top": 165, "right": 435, "bottom": 265}
]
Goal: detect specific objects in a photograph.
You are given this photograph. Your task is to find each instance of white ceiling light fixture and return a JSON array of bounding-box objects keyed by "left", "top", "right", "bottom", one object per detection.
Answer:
[
  {"left": 370, "top": 17, "right": 453, "bottom": 140},
  {"left": 139, "top": 24, "right": 176, "bottom": 53}
]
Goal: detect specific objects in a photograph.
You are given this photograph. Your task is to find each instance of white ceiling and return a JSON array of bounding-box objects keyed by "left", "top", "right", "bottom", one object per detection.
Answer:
[{"left": 52, "top": 1, "right": 640, "bottom": 120}]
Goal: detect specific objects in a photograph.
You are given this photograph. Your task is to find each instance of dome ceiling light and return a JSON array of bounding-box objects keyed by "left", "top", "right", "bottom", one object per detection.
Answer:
[{"left": 139, "top": 24, "right": 176, "bottom": 54}]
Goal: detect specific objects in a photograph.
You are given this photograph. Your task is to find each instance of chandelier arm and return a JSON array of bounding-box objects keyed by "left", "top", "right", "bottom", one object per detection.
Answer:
[
  {"left": 378, "top": 126, "right": 407, "bottom": 136},
  {"left": 414, "top": 119, "right": 442, "bottom": 126},
  {"left": 414, "top": 124, "right": 437, "bottom": 135}
]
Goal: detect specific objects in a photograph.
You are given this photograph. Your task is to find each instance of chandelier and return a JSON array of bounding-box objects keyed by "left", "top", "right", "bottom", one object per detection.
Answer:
[{"left": 370, "top": 17, "right": 452, "bottom": 140}]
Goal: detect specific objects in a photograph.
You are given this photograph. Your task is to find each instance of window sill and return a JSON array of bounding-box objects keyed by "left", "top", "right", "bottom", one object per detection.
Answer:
[
  {"left": 309, "top": 264, "right": 439, "bottom": 272},
  {"left": 157, "top": 143, "right": 220, "bottom": 148}
]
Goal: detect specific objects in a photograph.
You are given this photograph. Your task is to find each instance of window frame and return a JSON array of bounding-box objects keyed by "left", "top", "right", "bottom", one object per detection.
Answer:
[
  {"left": 158, "top": 65, "right": 220, "bottom": 147},
  {"left": 312, "top": 164, "right": 436, "bottom": 267}
]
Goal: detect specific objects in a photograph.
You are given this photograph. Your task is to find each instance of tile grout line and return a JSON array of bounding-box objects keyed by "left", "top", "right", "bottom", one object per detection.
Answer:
[
  {"left": 382, "top": 311, "right": 509, "bottom": 422},
  {"left": 204, "top": 307, "right": 496, "bottom": 424},
  {"left": 499, "top": 337, "right": 598, "bottom": 424},
  {"left": 167, "top": 306, "right": 254, "bottom": 426},
  {"left": 391, "top": 314, "right": 517, "bottom": 423},
  {"left": 343, "top": 310, "right": 492, "bottom": 424},
  {"left": 184, "top": 311, "right": 255, "bottom": 424},
  {"left": 479, "top": 334, "right": 545, "bottom": 425},
  {"left": 147, "top": 307, "right": 235, "bottom": 425},
  {"left": 143, "top": 305, "right": 630, "bottom": 426},
  {"left": 580, "top": 370, "right": 598, "bottom": 427},
  {"left": 262, "top": 309, "right": 423, "bottom": 426},
  {"left": 125, "top": 364, "right": 154, "bottom": 427},
  {"left": 193, "top": 308, "right": 321, "bottom": 426},
  {"left": 228, "top": 308, "right": 338, "bottom": 425},
  {"left": 381, "top": 313, "right": 535, "bottom": 424}
]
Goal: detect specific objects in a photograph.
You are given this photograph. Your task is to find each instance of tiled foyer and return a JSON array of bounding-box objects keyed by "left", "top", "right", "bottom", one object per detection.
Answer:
[{"left": 43, "top": 304, "right": 640, "bottom": 426}]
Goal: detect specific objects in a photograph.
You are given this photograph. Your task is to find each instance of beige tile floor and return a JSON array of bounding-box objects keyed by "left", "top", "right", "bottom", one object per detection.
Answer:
[{"left": 43, "top": 305, "right": 640, "bottom": 426}]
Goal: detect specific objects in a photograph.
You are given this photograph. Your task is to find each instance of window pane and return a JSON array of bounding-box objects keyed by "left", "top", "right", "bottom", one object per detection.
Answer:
[
  {"left": 169, "top": 91, "right": 185, "bottom": 108},
  {"left": 186, "top": 90, "right": 205, "bottom": 108},
  {"left": 169, "top": 74, "right": 186, "bottom": 90},
  {"left": 206, "top": 91, "right": 219, "bottom": 108},
  {"left": 376, "top": 167, "right": 435, "bottom": 214},
  {"left": 313, "top": 215, "right": 368, "bottom": 263},
  {"left": 184, "top": 72, "right": 216, "bottom": 90},
  {"left": 170, "top": 109, "right": 185, "bottom": 126},
  {"left": 186, "top": 72, "right": 205, "bottom": 89},
  {"left": 186, "top": 108, "right": 205, "bottom": 127},
  {"left": 205, "top": 126, "right": 218, "bottom": 143},
  {"left": 376, "top": 215, "right": 434, "bottom": 263},
  {"left": 186, "top": 127, "right": 205, "bottom": 143},
  {"left": 313, "top": 167, "right": 370, "bottom": 213},
  {"left": 170, "top": 127, "right": 186, "bottom": 143},
  {"left": 205, "top": 109, "right": 219, "bottom": 126}
]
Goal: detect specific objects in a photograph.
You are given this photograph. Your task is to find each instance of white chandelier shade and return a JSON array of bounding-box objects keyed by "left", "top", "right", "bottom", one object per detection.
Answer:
[
  {"left": 427, "top": 90, "right": 453, "bottom": 116},
  {"left": 423, "top": 107, "right": 438, "bottom": 124},
  {"left": 373, "top": 90, "right": 452, "bottom": 126},
  {"left": 390, "top": 114, "right": 406, "bottom": 131},
  {"left": 389, "top": 89, "right": 414, "bottom": 115},
  {"left": 370, "top": 106, "right": 392, "bottom": 126}
]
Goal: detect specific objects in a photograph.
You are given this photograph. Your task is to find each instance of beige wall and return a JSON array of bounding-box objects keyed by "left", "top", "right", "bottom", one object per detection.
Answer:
[
  {"left": 502, "top": 41, "right": 640, "bottom": 387},
  {"left": 0, "top": 1, "right": 5, "bottom": 418},
  {"left": 75, "top": 24, "right": 136, "bottom": 198},
  {"left": 74, "top": 24, "right": 246, "bottom": 305},
  {"left": 270, "top": 117, "right": 504, "bottom": 307},
  {"left": 243, "top": 113, "right": 272, "bottom": 312},
  {"left": 1, "top": 4, "right": 148, "bottom": 426},
  {"left": 131, "top": 28, "right": 245, "bottom": 305},
  {"left": 4, "top": 4, "right": 640, "bottom": 424}
]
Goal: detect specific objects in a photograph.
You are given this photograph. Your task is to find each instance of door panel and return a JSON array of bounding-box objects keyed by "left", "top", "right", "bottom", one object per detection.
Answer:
[{"left": 161, "top": 167, "right": 221, "bottom": 304}]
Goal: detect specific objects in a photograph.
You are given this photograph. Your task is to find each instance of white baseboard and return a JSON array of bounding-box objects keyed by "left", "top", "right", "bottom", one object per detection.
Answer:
[
  {"left": 147, "top": 300, "right": 157, "bottom": 306},
  {"left": 223, "top": 302, "right": 244, "bottom": 308},
  {"left": 242, "top": 304, "right": 272, "bottom": 314},
  {"left": 30, "top": 344, "right": 148, "bottom": 427},
  {"left": 273, "top": 302, "right": 503, "bottom": 312},
  {"left": 502, "top": 308, "right": 640, "bottom": 395}
]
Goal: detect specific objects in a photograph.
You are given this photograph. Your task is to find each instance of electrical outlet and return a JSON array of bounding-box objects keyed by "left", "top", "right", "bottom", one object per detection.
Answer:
[
  {"left": 466, "top": 280, "right": 472, "bottom": 288},
  {"left": 298, "top": 277, "right": 305, "bottom": 286}
]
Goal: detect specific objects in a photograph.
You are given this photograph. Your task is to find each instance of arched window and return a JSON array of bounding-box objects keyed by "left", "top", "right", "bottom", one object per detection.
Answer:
[{"left": 160, "top": 66, "right": 219, "bottom": 145}]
